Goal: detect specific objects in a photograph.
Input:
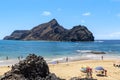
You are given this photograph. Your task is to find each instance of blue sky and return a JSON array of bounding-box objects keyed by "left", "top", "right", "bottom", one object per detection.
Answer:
[{"left": 0, "top": 0, "right": 120, "bottom": 40}]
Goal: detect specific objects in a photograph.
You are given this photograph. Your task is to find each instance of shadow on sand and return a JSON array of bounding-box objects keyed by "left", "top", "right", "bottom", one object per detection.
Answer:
[{"left": 70, "top": 77, "right": 97, "bottom": 80}]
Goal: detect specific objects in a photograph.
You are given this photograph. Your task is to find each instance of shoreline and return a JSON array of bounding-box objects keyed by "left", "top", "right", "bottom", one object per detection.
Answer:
[{"left": 0, "top": 56, "right": 119, "bottom": 67}]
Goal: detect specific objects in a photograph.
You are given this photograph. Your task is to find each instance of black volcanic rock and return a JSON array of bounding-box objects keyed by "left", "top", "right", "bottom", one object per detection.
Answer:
[
  {"left": 4, "top": 19, "right": 94, "bottom": 41},
  {"left": 0, "top": 54, "right": 62, "bottom": 80}
]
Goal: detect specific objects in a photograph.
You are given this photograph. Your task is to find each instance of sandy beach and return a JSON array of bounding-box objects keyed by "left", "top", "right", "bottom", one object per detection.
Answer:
[{"left": 0, "top": 59, "right": 120, "bottom": 80}]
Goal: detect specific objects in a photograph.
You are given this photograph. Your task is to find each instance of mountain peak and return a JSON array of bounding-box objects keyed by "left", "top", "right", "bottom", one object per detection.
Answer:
[
  {"left": 49, "top": 19, "right": 59, "bottom": 26},
  {"left": 50, "top": 18, "right": 57, "bottom": 22}
]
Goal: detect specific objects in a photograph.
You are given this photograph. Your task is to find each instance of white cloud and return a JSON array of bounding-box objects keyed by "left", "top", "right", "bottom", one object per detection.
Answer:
[
  {"left": 82, "top": 12, "right": 91, "bottom": 16},
  {"left": 41, "top": 11, "right": 51, "bottom": 16}
]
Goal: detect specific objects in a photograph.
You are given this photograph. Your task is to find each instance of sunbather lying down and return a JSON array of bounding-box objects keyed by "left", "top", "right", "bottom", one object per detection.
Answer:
[{"left": 113, "top": 61, "right": 120, "bottom": 67}]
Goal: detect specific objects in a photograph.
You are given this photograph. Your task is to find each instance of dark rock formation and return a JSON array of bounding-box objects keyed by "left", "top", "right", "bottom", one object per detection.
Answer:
[
  {"left": 4, "top": 30, "right": 30, "bottom": 40},
  {"left": 61, "top": 25, "right": 94, "bottom": 41},
  {"left": 91, "top": 51, "right": 106, "bottom": 54},
  {"left": 0, "top": 54, "right": 63, "bottom": 80},
  {"left": 4, "top": 19, "right": 94, "bottom": 41}
]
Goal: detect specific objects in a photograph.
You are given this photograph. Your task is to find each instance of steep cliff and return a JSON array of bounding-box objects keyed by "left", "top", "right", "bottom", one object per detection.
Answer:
[{"left": 4, "top": 19, "right": 94, "bottom": 41}]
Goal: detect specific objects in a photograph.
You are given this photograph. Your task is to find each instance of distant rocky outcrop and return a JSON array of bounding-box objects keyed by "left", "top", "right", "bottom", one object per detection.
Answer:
[
  {"left": 4, "top": 30, "right": 30, "bottom": 40},
  {"left": 1, "top": 54, "right": 63, "bottom": 80},
  {"left": 91, "top": 51, "right": 106, "bottom": 54},
  {"left": 4, "top": 19, "right": 94, "bottom": 41}
]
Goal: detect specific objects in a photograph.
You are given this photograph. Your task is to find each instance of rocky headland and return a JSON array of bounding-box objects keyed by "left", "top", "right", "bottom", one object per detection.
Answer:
[{"left": 4, "top": 19, "right": 94, "bottom": 41}]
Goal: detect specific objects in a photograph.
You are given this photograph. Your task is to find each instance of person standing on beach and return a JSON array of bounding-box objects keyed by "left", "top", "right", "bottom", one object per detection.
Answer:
[
  {"left": 101, "top": 56, "right": 103, "bottom": 60},
  {"left": 86, "top": 67, "right": 89, "bottom": 78},
  {"left": 104, "top": 70, "right": 107, "bottom": 76},
  {"left": 6, "top": 56, "right": 8, "bottom": 60},
  {"left": 21, "top": 56, "right": 23, "bottom": 59},
  {"left": 65, "top": 57, "right": 69, "bottom": 66},
  {"left": 18, "top": 56, "right": 20, "bottom": 61},
  {"left": 89, "top": 68, "right": 92, "bottom": 78},
  {"left": 56, "top": 60, "right": 59, "bottom": 64},
  {"left": 66, "top": 57, "right": 68, "bottom": 62}
]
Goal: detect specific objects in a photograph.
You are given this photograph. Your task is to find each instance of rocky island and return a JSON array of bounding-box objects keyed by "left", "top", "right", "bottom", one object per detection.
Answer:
[{"left": 4, "top": 19, "right": 94, "bottom": 41}]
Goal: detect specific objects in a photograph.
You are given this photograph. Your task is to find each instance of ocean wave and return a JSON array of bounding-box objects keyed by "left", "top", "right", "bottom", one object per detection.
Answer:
[
  {"left": 0, "top": 59, "right": 19, "bottom": 66},
  {"left": 76, "top": 50, "right": 92, "bottom": 53},
  {"left": 76, "top": 50, "right": 106, "bottom": 54},
  {"left": 0, "top": 61, "right": 4, "bottom": 62}
]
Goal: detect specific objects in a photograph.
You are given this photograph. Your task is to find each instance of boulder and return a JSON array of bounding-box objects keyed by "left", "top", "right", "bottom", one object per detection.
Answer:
[{"left": 1, "top": 54, "right": 62, "bottom": 80}]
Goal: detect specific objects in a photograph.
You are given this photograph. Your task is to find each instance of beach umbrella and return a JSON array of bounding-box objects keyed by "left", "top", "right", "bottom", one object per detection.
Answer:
[
  {"left": 95, "top": 66, "right": 104, "bottom": 70},
  {"left": 80, "top": 67, "right": 87, "bottom": 73},
  {"left": 80, "top": 66, "right": 91, "bottom": 73},
  {"left": 95, "top": 66, "right": 105, "bottom": 75}
]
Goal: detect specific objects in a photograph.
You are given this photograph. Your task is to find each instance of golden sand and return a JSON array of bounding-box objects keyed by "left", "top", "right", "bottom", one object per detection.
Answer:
[{"left": 0, "top": 60, "right": 120, "bottom": 80}]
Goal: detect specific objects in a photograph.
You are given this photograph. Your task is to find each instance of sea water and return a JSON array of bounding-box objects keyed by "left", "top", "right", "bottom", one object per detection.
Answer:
[{"left": 0, "top": 40, "right": 120, "bottom": 64}]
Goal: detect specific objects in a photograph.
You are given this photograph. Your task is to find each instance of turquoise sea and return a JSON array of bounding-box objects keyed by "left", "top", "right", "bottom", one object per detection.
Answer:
[{"left": 0, "top": 40, "right": 120, "bottom": 64}]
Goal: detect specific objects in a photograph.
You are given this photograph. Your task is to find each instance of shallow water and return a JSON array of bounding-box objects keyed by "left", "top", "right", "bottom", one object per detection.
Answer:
[{"left": 0, "top": 40, "right": 120, "bottom": 63}]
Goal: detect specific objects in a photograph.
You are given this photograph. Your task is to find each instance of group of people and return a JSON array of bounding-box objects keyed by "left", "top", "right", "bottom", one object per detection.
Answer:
[
  {"left": 81, "top": 67, "right": 107, "bottom": 79},
  {"left": 56, "top": 57, "right": 69, "bottom": 64},
  {"left": 6, "top": 56, "right": 23, "bottom": 60}
]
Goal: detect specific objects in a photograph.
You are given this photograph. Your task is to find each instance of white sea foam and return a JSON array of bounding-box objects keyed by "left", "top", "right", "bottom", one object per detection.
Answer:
[
  {"left": 0, "top": 61, "right": 4, "bottom": 62},
  {"left": 47, "top": 54, "right": 95, "bottom": 64},
  {"left": 0, "top": 59, "right": 19, "bottom": 66},
  {"left": 76, "top": 50, "right": 92, "bottom": 53}
]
